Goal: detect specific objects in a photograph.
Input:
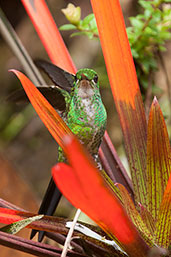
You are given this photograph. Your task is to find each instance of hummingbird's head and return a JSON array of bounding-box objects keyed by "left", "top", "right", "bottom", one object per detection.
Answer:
[{"left": 73, "top": 68, "right": 99, "bottom": 99}]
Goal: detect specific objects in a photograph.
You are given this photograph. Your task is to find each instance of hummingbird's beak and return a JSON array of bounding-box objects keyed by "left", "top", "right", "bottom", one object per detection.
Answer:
[
  {"left": 78, "top": 79, "right": 94, "bottom": 98},
  {"left": 79, "top": 79, "right": 93, "bottom": 89}
]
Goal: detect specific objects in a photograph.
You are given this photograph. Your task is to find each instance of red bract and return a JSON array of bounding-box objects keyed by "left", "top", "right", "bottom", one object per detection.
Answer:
[
  {"left": 90, "top": 0, "right": 147, "bottom": 207},
  {"left": 52, "top": 137, "right": 149, "bottom": 257},
  {"left": 21, "top": 0, "right": 76, "bottom": 73}
]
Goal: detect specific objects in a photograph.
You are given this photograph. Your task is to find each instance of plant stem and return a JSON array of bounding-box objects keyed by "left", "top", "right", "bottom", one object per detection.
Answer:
[
  {"left": 0, "top": 8, "right": 45, "bottom": 87},
  {"left": 61, "top": 209, "right": 81, "bottom": 257}
]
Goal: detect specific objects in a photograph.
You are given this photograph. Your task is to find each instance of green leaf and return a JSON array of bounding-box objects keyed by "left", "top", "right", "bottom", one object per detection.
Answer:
[
  {"left": 141, "top": 58, "right": 157, "bottom": 74},
  {"left": 154, "top": 174, "right": 171, "bottom": 248},
  {"left": 0, "top": 215, "right": 43, "bottom": 234},
  {"left": 116, "top": 184, "right": 154, "bottom": 246},
  {"left": 144, "top": 9, "right": 152, "bottom": 19},
  {"left": 139, "top": 204, "right": 155, "bottom": 235},
  {"left": 89, "top": 17, "right": 97, "bottom": 30},
  {"left": 159, "top": 31, "right": 171, "bottom": 40},
  {"left": 146, "top": 98, "right": 171, "bottom": 221},
  {"left": 82, "top": 13, "right": 95, "bottom": 25},
  {"left": 129, "top": 17, "right": 144, "bottom": 29},
  {"left": 139, "top": 0, "right": 153, "bottom": 10},
  {"left": 59, "top": 24, "right": 77, "bottom": 31},
  {"left": 159, "top": 45, "right": 166, "bottom": 51},
  {"left": 131, "top": 48, "right": 139, "bottom": 58}
]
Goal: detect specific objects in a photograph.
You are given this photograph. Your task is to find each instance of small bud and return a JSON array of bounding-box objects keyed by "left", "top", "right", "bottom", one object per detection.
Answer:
[{"left": 62, "top": 3, "right": 81, "bottom": 25}]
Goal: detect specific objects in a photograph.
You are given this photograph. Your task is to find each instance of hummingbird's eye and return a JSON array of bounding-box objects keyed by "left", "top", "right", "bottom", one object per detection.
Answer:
[{"left": 93, "top": 74, "right": 98, "bottom": 83}]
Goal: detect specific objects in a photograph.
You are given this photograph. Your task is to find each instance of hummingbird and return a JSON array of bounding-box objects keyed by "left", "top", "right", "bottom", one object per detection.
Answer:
[{"left": 8, "top": 60, "right": 107, "bottom": 241}]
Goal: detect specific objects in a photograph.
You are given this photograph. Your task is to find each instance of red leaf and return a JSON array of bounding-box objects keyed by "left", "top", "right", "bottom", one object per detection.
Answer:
[
  {"left": 0, "top": 208, "right": 23, "bottom": 225},
  {"left": 21, "top": 0, "right": 76, "bottom": 73},
  {"left": 90, "top": 0, "right": 147, "bottom": 206},
  {"left": 53, "top": 136, "right": 149, "bottom": 257}
]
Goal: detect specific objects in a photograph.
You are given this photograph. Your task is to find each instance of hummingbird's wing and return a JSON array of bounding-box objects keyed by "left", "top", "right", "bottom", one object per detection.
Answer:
[
  {"left": 7, "top": 86, "right": 66, "bottom": 112},
  {"left": 35, "top": 60, "right": 75, "bottom": 93},
  {"left": 7, "top": 60, "right": 75, "bottom": 111}
]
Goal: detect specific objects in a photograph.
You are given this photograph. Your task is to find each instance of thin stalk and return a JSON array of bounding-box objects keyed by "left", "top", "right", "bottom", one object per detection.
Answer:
[
  {"left": 0, "top": 8, "right": 45, "bottom": 87},
  {"left": 0, "top": 231, "right": 86, "bottom": 257},
  {"left": 61, "top": 209, "right": 81, "bottom": 257}
]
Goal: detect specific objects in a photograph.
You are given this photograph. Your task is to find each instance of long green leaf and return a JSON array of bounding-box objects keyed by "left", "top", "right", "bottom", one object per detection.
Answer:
[
  {"left": 0, "top": 215, "right": 43, "bottom": 234},
  {"left": 146, "top": 97, "right": 171, "bottom": 221},
  {"left": 154, "top": 174, "right": 171, "bottom": 247},
  {"left": 116, "top": 184, "right": 154, "bottom": 246},
  {"left": 139, "top": 204, "right": 155, "bottom": 235}
]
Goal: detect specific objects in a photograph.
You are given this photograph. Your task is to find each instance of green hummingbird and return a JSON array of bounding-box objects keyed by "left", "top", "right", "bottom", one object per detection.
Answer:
[{"left": 9, "top": 60, "right": 107, "bottom": 241}]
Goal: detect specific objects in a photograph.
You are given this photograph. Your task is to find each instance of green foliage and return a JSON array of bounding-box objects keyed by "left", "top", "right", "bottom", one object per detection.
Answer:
[
  {"left": 127, "top": 0, "right": 171, "bottom": 91},
  {"left": 60, "top": 0, "right": 171, "bottom": 97}
]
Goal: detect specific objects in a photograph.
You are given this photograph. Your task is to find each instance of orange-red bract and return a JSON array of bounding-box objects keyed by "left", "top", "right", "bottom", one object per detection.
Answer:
[
  {"left": 52, "top": 136, "right": 149, "bottom": 257},
  {"left": 21, "top": 0, "right": 76, "bottom": 73},
  {"left": 90, "top": 0, "right": 147, "bottom": 207},
  {"left": 0, "top": 208, "right": 24, "bottom": 225}
]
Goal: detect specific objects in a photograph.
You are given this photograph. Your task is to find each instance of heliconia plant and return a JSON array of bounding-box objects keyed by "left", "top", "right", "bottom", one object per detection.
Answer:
[{"left": 0, "top": 0, "right": 170, "bottom": 257}]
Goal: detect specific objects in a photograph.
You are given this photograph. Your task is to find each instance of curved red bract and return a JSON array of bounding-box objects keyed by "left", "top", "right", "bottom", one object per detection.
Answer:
[{"left": 52, "top": 136, "right": 149, "bottom": 256}]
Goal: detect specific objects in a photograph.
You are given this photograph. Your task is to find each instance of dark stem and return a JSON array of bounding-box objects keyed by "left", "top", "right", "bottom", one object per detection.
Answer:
[
  {"left": 0, "top": 231, "right": 87, "bottom": 257},
  {"left": 157, "top": 50, "right": 171, "bottom": 122}
]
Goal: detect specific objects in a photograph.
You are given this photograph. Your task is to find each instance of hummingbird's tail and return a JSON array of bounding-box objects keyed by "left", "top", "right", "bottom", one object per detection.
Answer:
[{"left": 30, "top": 177, "right": 62, "bottom": 242}]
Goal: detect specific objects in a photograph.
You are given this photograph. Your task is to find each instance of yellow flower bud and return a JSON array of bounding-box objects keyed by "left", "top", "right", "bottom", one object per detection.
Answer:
[{"left": 62, "top": 3, "right": 81, "bottom": 25}]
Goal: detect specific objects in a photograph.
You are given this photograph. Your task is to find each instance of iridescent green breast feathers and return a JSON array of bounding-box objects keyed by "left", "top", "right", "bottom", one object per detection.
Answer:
[{"left": 59, "top": 68, "right": 107, "bottom": 166}]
